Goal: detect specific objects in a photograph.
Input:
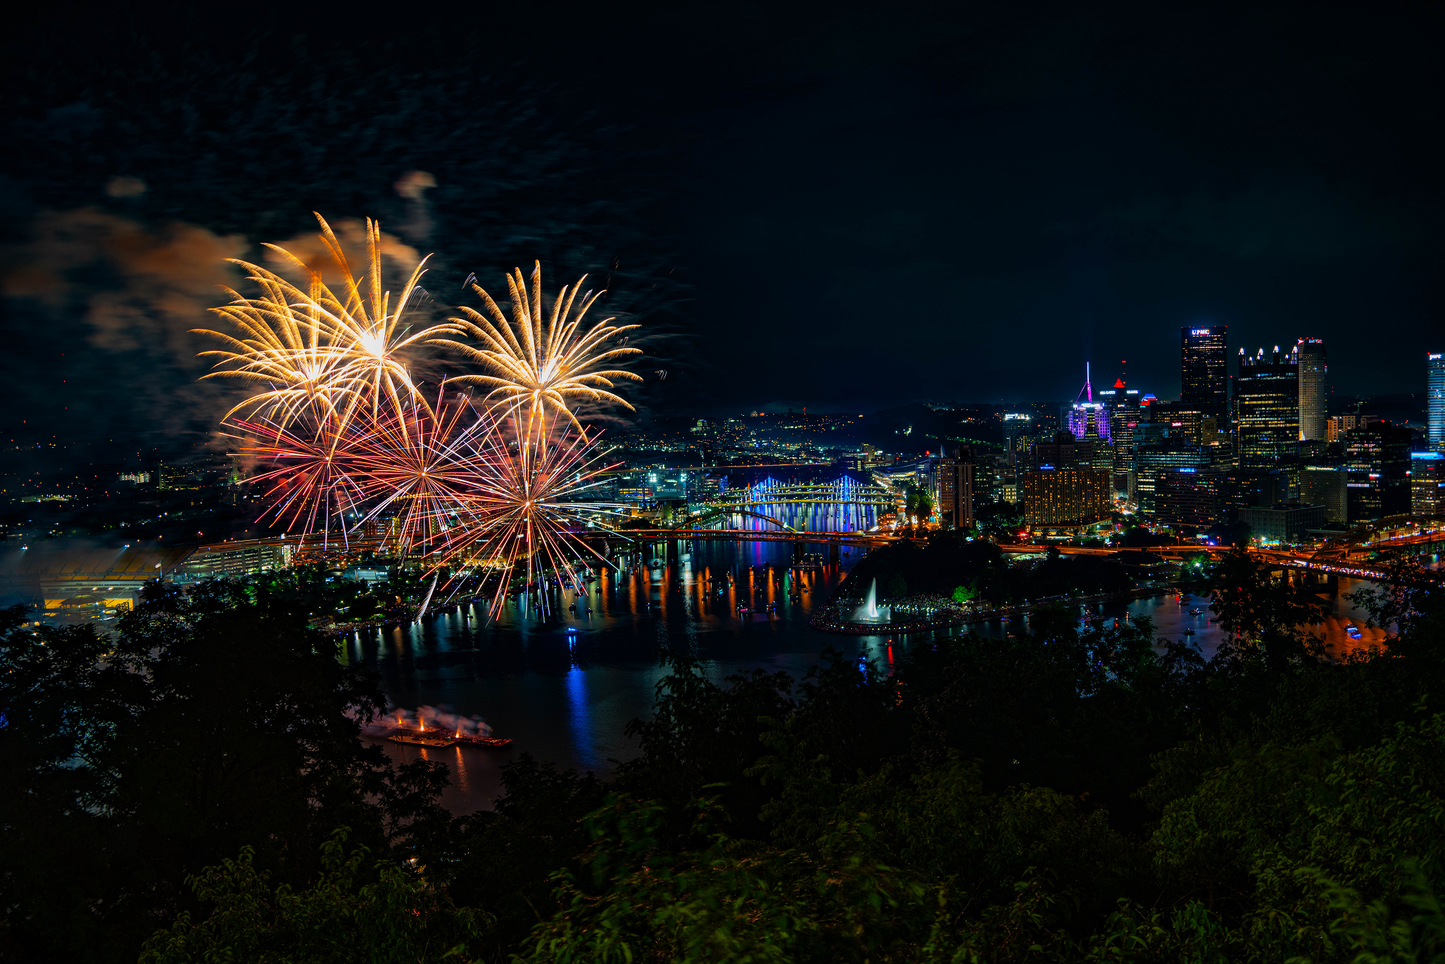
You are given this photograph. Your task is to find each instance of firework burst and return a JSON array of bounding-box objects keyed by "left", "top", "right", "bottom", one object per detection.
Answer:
[
  {"left": 204, "top": 216, "right": 644, "bottom": 620},
  {"left": 195, "top": 214, "right": 471, "bottom": 435},
  {"left": 340, "top": 391, "right": 484, "bottom": 555},
  {"left": 443, "top": 407, "right": 627, "bottom": 617},
  {"left": 436, "top": 261, "right": 644, "bottom": 428}
]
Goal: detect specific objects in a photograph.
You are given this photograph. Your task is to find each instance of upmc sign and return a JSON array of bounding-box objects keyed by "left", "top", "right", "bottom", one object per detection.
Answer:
[{"left": 1191, "top": 328, "right": 1211, "bottom": 335}]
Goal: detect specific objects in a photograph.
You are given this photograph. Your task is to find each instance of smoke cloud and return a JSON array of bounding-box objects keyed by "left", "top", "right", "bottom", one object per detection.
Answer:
[
  {"left": 0, "top": 207, "right": 248, "bottom": 447},
  {"left": 359, "top": 703, "right": 495, "bottom": 738}
]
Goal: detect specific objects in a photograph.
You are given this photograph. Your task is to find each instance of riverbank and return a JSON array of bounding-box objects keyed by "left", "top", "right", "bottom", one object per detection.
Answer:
[
  {"left": 956, "top": 585, "right": 1177, "bottom": 626},
  {"left": 809, "top": 585, "right": 1180, "bottom": 636}
]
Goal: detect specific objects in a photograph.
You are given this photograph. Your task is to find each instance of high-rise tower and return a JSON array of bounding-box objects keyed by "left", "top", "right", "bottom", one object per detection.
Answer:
[
  {"left": 1236, "top": 345, "right": 1300, "bottom": 467},
  {"left": 1296, "top": 337, "right": 1327, "bottom": 442},
  {"left": 1430, "top": 352, "right": 1445, "bottom": 453},
  {"left": 1181, "top": 326, "right": 1229, "bottom": 423}
]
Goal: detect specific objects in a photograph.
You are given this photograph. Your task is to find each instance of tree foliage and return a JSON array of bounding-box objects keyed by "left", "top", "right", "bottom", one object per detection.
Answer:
[{"left": 8, "top": 552, "right": 1445, "bottom": 963}]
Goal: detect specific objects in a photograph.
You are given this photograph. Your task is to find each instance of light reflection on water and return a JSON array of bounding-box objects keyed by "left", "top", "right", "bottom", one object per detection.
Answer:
[{"left": 351, "top": 540, "right": 1388, "bottom": 814}]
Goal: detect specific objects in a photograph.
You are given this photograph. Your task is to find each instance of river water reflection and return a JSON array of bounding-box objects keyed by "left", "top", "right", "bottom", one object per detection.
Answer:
[{"left": 348, "top": 539, "right": 1386, "bottom": 814}]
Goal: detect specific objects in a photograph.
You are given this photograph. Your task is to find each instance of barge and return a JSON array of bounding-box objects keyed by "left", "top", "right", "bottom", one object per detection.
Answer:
[{"left": 387, "top": 728, "right": 514, "bottom": 749}]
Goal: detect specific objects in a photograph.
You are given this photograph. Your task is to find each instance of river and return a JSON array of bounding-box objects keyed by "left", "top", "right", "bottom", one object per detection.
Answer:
[{"left": 346, "top": 538, "right": 1387, "bottom": 814}]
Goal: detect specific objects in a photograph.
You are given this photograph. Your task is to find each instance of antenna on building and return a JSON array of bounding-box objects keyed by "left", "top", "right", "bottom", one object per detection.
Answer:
[{"left": 1075, "top": 362, "right": 1093, "bottom": 404}]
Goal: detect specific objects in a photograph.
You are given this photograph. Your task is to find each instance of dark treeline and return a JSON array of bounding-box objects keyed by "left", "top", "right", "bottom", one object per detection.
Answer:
[
  {"left": 839, "top": 537, "right": 1134, "bottom": 603},
  {"left": 4, "top": 549, "right": 1445, "bottom": 962}
]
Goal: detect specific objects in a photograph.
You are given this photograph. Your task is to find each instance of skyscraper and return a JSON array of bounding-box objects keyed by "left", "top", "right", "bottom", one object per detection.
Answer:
[
  {"left": 1410, "top": 452, "right": 1445, "bottom": 517},
  {"left": 1343, "top": 422, "right": 1411, "bottom": 521},
  {"left": 1181, "top": 327, "right": 1228, "bottom": 423},
  {"left": 1296, "top": 337, "right": 1327, "bottom": 441},
  {"left": 1429, "top": 352, "right": 1445, "bottom": 453},
  {"left": 1236, "top": 345, "right": 1300, "bottom": 467},
  {"left": 934, "top": 448, "right": 976, "bottom": 529}
]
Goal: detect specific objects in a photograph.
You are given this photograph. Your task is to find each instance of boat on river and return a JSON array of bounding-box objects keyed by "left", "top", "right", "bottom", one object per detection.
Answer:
[
  {"left": 453, "top": 733, "right": 515, "bottom": 748},
  {"left": 387, "top": 728, "right": 514, "bottom": 749},
  {"left": 387, "top": 729, "right": 457, "bottom": 748}
]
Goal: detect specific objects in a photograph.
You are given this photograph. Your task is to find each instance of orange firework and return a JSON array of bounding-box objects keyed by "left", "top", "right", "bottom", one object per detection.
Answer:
[
  {"left": 342, "top": 391, "right": 487, "bottom": 556},
  {"left": 443, "top": 406, "right": 627, "bottom": 616}
]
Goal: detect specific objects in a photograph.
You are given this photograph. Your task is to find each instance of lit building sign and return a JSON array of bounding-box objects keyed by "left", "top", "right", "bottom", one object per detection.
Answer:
[
  {"left": 1191, "top": 328, "right": 1211, "bottom": 335},
  {"left": 1003, "top": 413, "right": 1032, "bottom": 421}
]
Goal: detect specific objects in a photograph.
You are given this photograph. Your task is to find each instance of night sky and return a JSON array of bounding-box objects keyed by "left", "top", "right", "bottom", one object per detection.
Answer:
[{"left": 2, "top": 2, "right": 1441, "bottom": 459}]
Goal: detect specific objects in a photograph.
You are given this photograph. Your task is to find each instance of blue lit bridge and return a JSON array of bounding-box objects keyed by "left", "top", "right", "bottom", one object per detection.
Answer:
[{"left": 698, "top": 475, "right": 896, "bottom": 534}]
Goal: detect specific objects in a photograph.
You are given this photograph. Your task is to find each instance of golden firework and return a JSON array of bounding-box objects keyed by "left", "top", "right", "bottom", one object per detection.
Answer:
[
  {"left": 436, "top": 261, "right": 643, "bottom": 427},
  {"left": 195, "top": 214, "right": 471, "bottom": 435}
]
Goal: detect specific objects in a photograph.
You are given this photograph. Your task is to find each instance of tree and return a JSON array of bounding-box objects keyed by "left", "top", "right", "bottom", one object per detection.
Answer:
[
  {"left": 140, "top": 829, "right": 489, "bottom": 964},
  {"left": 1209, "top": 546, "right": 1328, "bottom": 667},
  {"left": 0, "top": 581, "right": 451, "bottom": 962}
]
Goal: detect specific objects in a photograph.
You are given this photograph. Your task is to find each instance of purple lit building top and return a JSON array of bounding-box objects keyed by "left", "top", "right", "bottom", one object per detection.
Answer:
[{"left": 1066, "top": 363, "right": 1111, "bottom": 443}]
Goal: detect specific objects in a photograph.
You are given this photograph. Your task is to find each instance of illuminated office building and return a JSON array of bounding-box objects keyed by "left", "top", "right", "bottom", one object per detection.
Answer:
[
  {"left": 1143, "top": 401, "right": 1204, "bottom": 446},
  {"left": 1181, "top": 326, "right": 1229, "bottom": 422},
  {"left": 1296, "top": 337, "right": 1327, "bottom": 441},
  {"left": 1411, "top": 452, "right": 1445, "bottom": 517},
  {"left": 1326, "top": 414, "right": 1360, "bottom": 443},
  {"left": 1104, "top": 387, "right": 1141, "bottom": 496},
  {"left": 1133, "top": 435, "right": 1211, "bottom": 517},
  {"left": 1154, "top": 467, "right": 1221, "bottom": 529},
  {"left": 1344, "top": 422, "right": 1411, "bottom": 521},
  {"left": 1236, "top": 346, "right": 1300, "bottom": 467},
  {"left": 1021, "top": 467, "right": 1112, "bottom": 527},
  {"left": 1430, "top": 353, "right": 1445, "bottom": 453},
  {"left": 1068, "top": 402, "right": 1111, "bottom": 442},
  {"left": 934, "top": 449, "right": 976, "bottom": 529},
  {"left": 1301, "top": 465, "right": 1348, "bottom": 523},
  {"left": 1002, "top": 412, "right": 1034, "bottom": 470}
]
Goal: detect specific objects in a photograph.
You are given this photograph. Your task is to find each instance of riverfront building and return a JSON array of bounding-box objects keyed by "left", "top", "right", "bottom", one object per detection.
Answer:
[
  {"left": 1344, "top": 422, "right": 1412, "bottom": 521},
  {"left": 1239, "top": 503, "right": 1328, "bottom": 544},
  {"left": 1412, "top": 452, "right": 1445, "bottom": 517},
  {"left": 1021, "top": 467, "right": 1112, "bottom": 528}
]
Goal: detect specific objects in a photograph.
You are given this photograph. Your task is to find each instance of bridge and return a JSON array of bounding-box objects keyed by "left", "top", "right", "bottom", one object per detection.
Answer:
[
  {"left": 705, "top": 475, "right": 896, "bottom": 534},
  {"left": 601, "top": 528, "right": 894, "bottom": 546},
  {"left": 1309, "top": 518, "right": 1445, "bottom": 566}
]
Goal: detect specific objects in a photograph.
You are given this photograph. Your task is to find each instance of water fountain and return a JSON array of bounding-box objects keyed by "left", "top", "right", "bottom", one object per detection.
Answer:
[{"left": 851, "top": 577, "right": 892, "bottom": 625}]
